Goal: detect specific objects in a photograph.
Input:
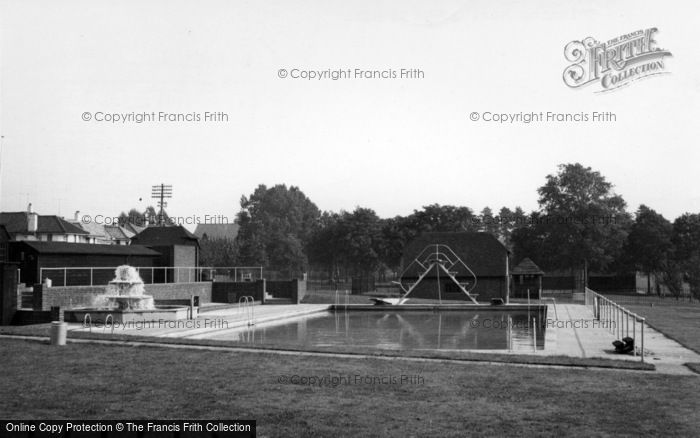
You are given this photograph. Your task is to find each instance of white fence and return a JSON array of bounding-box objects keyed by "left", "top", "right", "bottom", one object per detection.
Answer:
[
  {"left": 585, "top": 287, "right": 646, "bottom": 362},
  {"left": 39, "top": 266, "right": 264, "bottom": 287}
]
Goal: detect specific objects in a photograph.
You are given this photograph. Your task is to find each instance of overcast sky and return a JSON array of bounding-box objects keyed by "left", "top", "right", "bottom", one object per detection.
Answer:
[{"left": 1, "top": 0, "right": 698, "bottom": 229}]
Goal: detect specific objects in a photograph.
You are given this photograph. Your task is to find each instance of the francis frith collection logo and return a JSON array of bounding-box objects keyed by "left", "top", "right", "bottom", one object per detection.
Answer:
[{"left": 563, "top": 28, "right": 672, "bottom": 92}]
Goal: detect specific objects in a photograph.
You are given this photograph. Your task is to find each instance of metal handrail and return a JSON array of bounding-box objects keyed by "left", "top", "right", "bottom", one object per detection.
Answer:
[
  {"left": 104, "top": 314, "right": 115, "bottom": 335},
  {"left": 238, "top": 296, "right": 255, "bottom": 326},
  {"left": 540, "top": 297, "right": 558, "bottom": 320},
  {"left": 585, "top": 287, "right": 646, "bottom": 362}
]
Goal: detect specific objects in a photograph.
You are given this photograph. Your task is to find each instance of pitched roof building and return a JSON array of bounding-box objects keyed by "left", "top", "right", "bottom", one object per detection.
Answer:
[
  {"left": 0, "top": 225, "right": 10, "bottom": 262},
  {"left": 402, "top": 232, "right": 509, "bottom": 277},
  {"left": 131, "top": 225, "right": 200, "bottom": 247},
  {"left": 131, "top": 226, "right": 200, "bottom": 282},
  {"left": 511, "top": 257, "right": 544, "bottom": 299},
  {"left": 9, "top": 241, "right": 161, "bottom": 285},
  {"left": 67, "top": 212, "right": 133, "bottom": 245},
  {"left": 0, "top": 206, "right": 89, "bottom": 243},
  {"left": 401, "top": 232, "right": 510, "bottom": 303},
  {"left": 511, "top": 257, "right": 544, "bottom": 276}
]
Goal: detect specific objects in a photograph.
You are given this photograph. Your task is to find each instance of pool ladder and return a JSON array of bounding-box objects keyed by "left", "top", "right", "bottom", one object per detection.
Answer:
[
  {"left": 334, "top": 290, "right": 349, "bottom": 310},
  {"left": 239, "top": 296, "right": 256, "bottom": 326},
  {"left": 82, "top": 313, "right": 116, "bottom": 335}
]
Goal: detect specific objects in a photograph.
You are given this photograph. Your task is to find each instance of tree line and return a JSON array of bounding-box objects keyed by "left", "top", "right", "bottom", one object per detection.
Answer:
[{"left": 195, "top": 163, "right": 700, "bottom": 298}]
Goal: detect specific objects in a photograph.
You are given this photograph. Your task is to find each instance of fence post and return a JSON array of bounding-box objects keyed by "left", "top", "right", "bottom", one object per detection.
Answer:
[
  {"left": 618, "top": 305, "right": 622, "bottom": 339},
  {"left": 641, "top": 318, "right": 645, "bottom": 363},
  {"left": 633, "top": 316, "right": 637, "bottom": 357},
  {"left": 64, "top": 268, "right": 67, "bottom": 287}
]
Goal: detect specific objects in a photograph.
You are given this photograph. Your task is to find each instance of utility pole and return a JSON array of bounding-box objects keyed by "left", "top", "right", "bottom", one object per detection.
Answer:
[{"left": 151, "top": 184, "right": 172, "bottom": 226}]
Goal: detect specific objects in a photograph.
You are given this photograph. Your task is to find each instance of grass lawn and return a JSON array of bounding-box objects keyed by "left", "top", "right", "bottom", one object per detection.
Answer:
[
  {"left": 626, "top": 301, "right": 700, "bottom": 356},
  {"left": 1, "top": 337, "right": 699, "bottom": 437}
]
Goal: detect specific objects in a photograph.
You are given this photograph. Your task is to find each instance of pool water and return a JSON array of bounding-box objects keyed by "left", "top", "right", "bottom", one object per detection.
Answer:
[{"left": 202, "top": 310, "right": 547, "bottom": 351}]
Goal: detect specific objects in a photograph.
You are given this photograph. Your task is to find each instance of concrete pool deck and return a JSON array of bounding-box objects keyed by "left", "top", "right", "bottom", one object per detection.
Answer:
[
  {"left": 542, "top": 304, "right": 700, "bottom": 375},
  {"left": 66, "top": 302, "right": 700, "bottom": 375},
  {"left": 68, "top": 303, "right": 330, "bottom": 339}
]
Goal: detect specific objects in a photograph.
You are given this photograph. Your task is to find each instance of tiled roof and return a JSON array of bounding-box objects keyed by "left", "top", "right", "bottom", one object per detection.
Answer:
[
  {"left": 74, "top": 221, "right": 110, "bottom": 239},
  {"left": 122, "top": 222, "right": 146, "bottom": 237},
  {"left": 511, "top": 257, "right": 544, "bottom": 275},
  {"left": 0, "top": 212, "right": 88, "bottom": 235},
  {"left": 0, "top": 225, "right": 10, "bottom": 242},
  {"left": 104, "top": 225, "right": 130, "bottom": 241},
  {"left": 402, "top": 232, "right": 508, "bottom": 277},
  {"left": 0, "top": 212, "right": 28, "bottom": 233},
  {"left": 131, "top": 225, "right": 199, "bottom": 247},
  {"left": 13, "top": 241, "right": 160, "bottom": 256}
]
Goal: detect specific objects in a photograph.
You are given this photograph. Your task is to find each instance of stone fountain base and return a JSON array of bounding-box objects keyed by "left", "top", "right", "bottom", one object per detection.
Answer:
[
  {"left": 64, "top": 305, "right": 190, "bottom": 324},
  {"left": 103, "top": 295, "right": 155, "bottom": 310}
]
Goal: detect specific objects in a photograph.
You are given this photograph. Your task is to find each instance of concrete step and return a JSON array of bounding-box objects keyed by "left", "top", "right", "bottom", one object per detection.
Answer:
[{"left": 265, "top": 298, "right": 294, "bottom": 305}]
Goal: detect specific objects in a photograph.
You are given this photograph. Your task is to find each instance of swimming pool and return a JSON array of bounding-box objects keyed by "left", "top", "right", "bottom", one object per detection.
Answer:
[{"left": 198, "top": 309, "right": 547, "bottom": 351}]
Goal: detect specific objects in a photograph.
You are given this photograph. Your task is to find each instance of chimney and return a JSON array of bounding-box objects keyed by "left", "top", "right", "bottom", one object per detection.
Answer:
[
  {"left": 74, "top": 210, "right": 80, "bottom": 221},
  {"left": 27, "top": 203, "right": 38, "bottom": 233}
]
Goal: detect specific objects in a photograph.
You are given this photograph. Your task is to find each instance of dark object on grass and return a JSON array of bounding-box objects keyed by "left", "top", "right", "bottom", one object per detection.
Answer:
[
  {"left": 491, "top": 298, "right": 504, "bottom": 306},
  {"left": 613, "top": 337, "right": 635, "bottom": 354}
]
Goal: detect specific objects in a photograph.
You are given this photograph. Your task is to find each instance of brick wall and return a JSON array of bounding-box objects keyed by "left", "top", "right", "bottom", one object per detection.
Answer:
[
  {"left": 35, "top": 282, "right": 213, "bottom": 310},
  {"left": 0, "top": 263, "right": 19, "bottom": 324},
  {"left": 406, "top": 277, "right": 506, "bottom": 303},
  {"left": 12, "top": 310, "right": 54, "bottom": 325},
  {"left": 266, "top": 280, "right": 294, "bottom": 298},
  {"left": 211, "top": 280, "right": 265, "bottom": 304},
  {"left": 174, "top": 246, "right": 197, "bottom": 282},
  {"left": 267, "top": 279, "right": 306, "bottom": 304}
]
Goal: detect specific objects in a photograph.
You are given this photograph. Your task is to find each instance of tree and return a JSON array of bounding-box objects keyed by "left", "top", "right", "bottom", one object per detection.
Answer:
[
  {"left": 307, "top": 212, "right": 343, "bottom": 281},
  {"left": 336, "top": 208, "right": 385, "bottom": 277},
  {"left": 495, "top": 206, "right": 527, "bottom": 250},
  {"left": 672, "top": 214, "right": 700, "bottom": 300},
  {"left": 118, "top": 206, "right": 165, "bottom": 227},
  {"left": 199, "top": 236, "right": 238, "bottom": 267},
  {"left": 374, "top": 204, "right": 478, "bottom": 273},
  {"left": 515, "top": 164, "right": 631, "bottom": 283},
  {"left": 308, "top": 208, "right": 386, "bottom": 279},
  {"left": 480, "top": 207, "right": 499, "bottom": 237},
  {"left": 404, "top": 204, "right": 478, "bottom": 234},
  {"left": 379, "top": 216, "right": 411, "bottom": 272},
  {"left": 235, "top": 184, "right": 320, "bottom": 277},
  {"left": 622, "top": 205, "right": 673, "bottom": 294}
]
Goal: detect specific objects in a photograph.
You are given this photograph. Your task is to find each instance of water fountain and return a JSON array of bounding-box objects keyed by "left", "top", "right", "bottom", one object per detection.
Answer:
[
  {"left": 98, "top": 265, "right": 155, "bottom": 310},
  {"left": 63, "top": 265, "right": 190, "bottom": 324}
]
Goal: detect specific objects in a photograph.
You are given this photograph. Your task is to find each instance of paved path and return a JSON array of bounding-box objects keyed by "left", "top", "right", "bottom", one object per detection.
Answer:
[
  {"left": 544, "top": 304, "right": 700, "bottom": 375},
  {"left": 69, "top": 304, "right": 329, "bottom": 339}
]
